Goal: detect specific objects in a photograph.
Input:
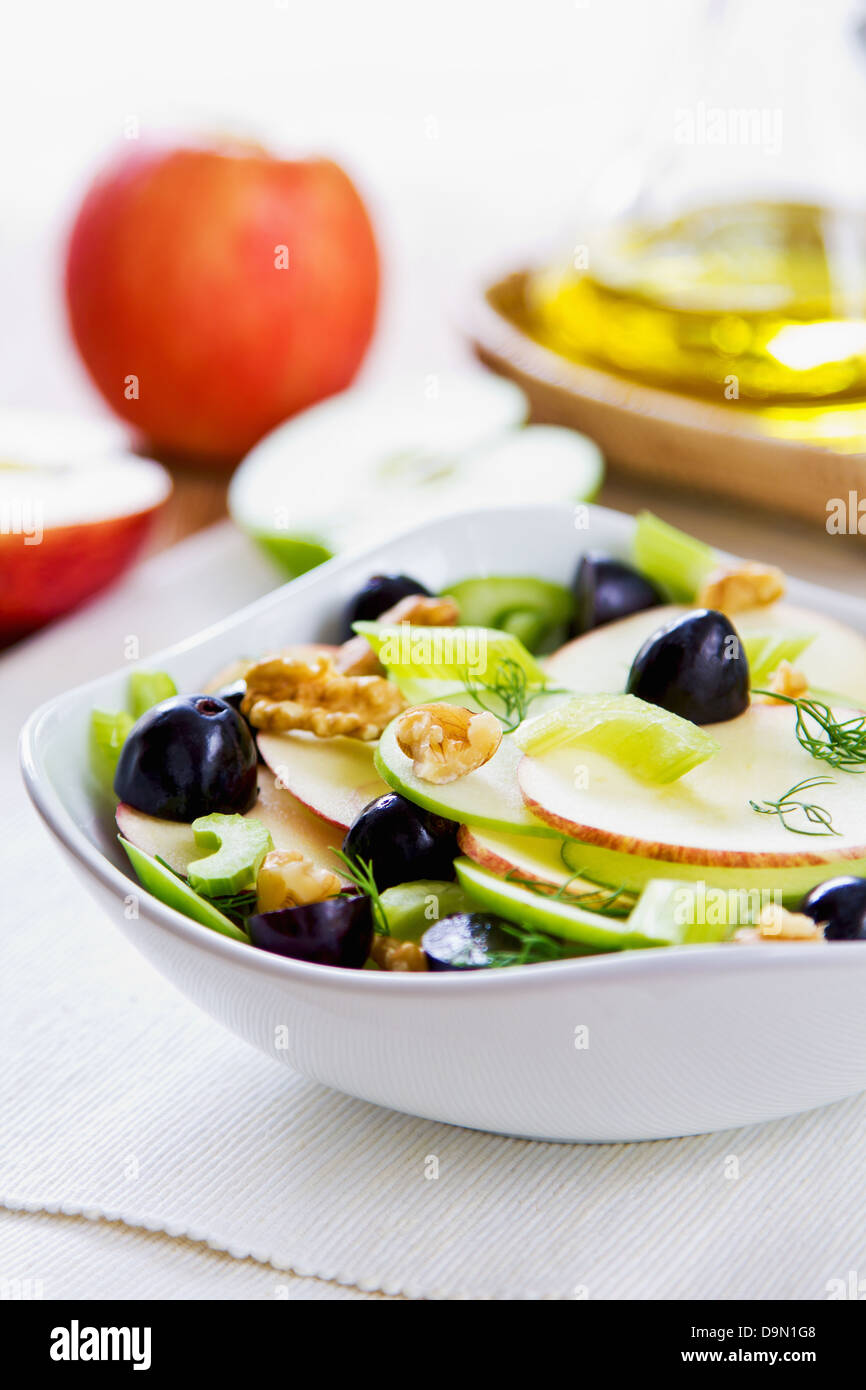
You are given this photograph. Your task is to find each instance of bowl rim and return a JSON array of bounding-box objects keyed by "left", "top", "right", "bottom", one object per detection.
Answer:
[{"left": 19, "top": 500, "right": 866, "bottom": 996}]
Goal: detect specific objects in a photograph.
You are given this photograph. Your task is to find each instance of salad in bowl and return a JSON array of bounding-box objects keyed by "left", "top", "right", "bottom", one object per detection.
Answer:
[{"left": 95, "top": 511, "right": 866, "bottom": 973}]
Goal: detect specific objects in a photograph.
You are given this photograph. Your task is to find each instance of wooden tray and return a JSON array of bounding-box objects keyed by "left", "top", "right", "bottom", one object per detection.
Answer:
[{"left": 463, "top": 270, "right": 866, "bottom": 530}]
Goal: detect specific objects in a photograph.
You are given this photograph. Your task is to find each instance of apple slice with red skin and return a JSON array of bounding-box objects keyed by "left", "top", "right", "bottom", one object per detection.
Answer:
[
  {"left": 457, "top": 823, "right": 632, "bottom": 909},
  {"left": 0, "top": 419, "right": 170, "bottom": 643},
  {"left": 544, "top": 602, "right": 866, "bottom": 708},
  {"left": 117, "top": 765, "right": 349, "bottom": 882},
  {"left": 254, "top": 731, "right": 387, "bottom": 831},
  {"left": 519, "top": 703, "right": 866, "bottom": 870}
]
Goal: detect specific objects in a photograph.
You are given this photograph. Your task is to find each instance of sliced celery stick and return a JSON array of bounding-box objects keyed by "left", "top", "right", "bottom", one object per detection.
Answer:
[
  {"left": 514, "top": 693, "right": 719, "bottom": 783},
  {"left": 129, "top": 670, "right": 177, "bottom": 718},
  {"left": 353, "top": 622, "right": 546, "bottom": 694},
  {"left": 743, "top": 632, "right": 814, "bottom": 686},
  {"left": 445, "top": 577, "right": 574, "bottom": 654},
  {"left": 632, "top": 512, "right": 717, "bottom": 602},
  {"left": 627, "top": 879, "right": 742, "bottom": 945},
  {"left": 119, "top": 837, "right": 249, "bottom": 942},
  {"left": 90, "top": 709, "right": 134, "bottom": 788},
  {"left": 187, "top": 815, "right": 273, "bottom": 897}
]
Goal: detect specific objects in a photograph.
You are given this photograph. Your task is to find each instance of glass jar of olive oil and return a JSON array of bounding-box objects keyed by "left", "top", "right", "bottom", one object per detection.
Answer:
[{"left": 527, "top": 0, "right": 866, "bottom": 440}]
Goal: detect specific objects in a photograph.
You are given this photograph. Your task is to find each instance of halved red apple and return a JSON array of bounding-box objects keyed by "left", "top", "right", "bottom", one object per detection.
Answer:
[
  {"left": 0, "top": 410, "right": 171, "bottom": 643},
  {"left": 117, "top": 766, "right": 349, "bottom": 880}
]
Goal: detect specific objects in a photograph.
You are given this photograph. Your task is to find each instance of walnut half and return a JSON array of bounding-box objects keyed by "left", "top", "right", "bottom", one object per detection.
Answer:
[
  {"left": 335, "top": 594, "right": 460, "bottom": 677},
  {"left": 256, "top": 850, "right": 343, "bottom": 913},
  {"left": 394, "top": 703, "right": 502, "bottom": 784},
  {"left": 242, "top": 652, "right": 405, "bottom": 740},
  {"left": 370, "top": 935, "right": 428, "bottom": 972},
  {"left": 754, "top": 660, "right": 809, "bottom": 705},
  {"left": 698, "top": 561, "right": 786, "bottom": 615},
  {"left": 734, "top": 904, "right": 821, "bottom": 943}
]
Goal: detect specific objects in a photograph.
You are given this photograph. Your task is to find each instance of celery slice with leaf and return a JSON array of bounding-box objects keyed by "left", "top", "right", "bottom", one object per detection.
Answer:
[
  {"left": 514, "top": 692, "right": 719, "bottom": 783},
  {"left": 632, "top": 512, "right": 717, "bottom": 602}
]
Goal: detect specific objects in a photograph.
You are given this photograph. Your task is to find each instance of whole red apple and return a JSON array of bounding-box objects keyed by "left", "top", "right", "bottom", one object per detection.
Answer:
[{"left": 65, "top": 142, "right": 380, "bottom": 465}]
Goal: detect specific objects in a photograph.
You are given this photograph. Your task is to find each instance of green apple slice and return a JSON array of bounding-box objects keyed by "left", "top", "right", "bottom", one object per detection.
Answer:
[
  {"left": 256, "top": 731, "right": 387, "bottom": 831},
  {"left": 457, "top": 823, "right": 634, "bottom": 912},
  {"left": 520, "top": 703, "right": 866, "bottom": 866},
  {"left": 375, "top": 721, "right": 556, "bottom": 837},
  {"left": 544, "top": 602, "right": 866, "bottom": 707},
  {"left": 559, "top": 836, "right": 866, "bottom": 904},
  {"left": 456, "top": 858, "right": 669, "bottom": 951},
  {"left": 119, "top": 838, "right": 249, "bottom": 942},
  {"left": 116, "top": 767, "right": 349, "bottom": 877},
  {"left": 228, "top": 373, "right": 529, "bottom": 574}
]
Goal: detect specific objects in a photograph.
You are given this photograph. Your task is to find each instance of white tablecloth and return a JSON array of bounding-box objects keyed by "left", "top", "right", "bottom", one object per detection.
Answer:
[{"left": 3, "top": 523, "right": 865, "bottom": 1300}]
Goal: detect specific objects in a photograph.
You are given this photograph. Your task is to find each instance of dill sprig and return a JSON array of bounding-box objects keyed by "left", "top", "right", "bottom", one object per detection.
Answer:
[
  {"left": 485, "top": 919, "right": 565, "bottom": 968},
  {"left": 753, "top": 690, "right": 866, "bottom": 773},
  {"left": 459, "top": 658, "right": 566, "bottom": 733},
  {"left": 749, "top": 776, "right": 842, "bottom": 837},
  {"left": 332, "top": 850, "right": 389, "bottom": 934},
  {"left": 502, "top": 867, "right": 632, "bottom": 918}
]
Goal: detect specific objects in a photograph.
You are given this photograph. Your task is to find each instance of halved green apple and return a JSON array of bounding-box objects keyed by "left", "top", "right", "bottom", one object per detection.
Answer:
[
  {"left": 116, "top": 766, "right": 349, "bottom": 879},
  {"left": 375, "top": 721, "right": 556, "bottom": 837},
  {"left": 228, "top": 374, "right": 603, "bottom": 575},
  {"left": 544, "top": 602, "right": 866, "bottom": 706},
  {"left": 256, "top": 732, "right": 387, "bottom": 831},
  {"left": 519, "top": 703, "right": 866, "bottom": 895}
]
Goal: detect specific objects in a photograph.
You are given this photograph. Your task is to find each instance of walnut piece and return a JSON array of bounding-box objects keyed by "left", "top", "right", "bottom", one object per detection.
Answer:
[
  {"left": 697, "top": 561, "right": 786, "bottom": 614},
  {"left": 334, "top": 636, "right": 385, "bottom": 677},
  {"left": 370, "top": 934, "right": 428, "bottom": 972},
  {"left": 242, "top": 652, "right": 405, "bottom": 740},
  {"left": 334, "top": 594, "right": 459, "bottom": 677},
  {"left": 379, "top": 593, "right": 459, "bottom": 628},
  {"left": 756, "top": 660, "right": 809, "bottom": 705},
  {"left": 734, "top": 904, "right": 821, "bottom": 944},
  {"left": 394, "top": 702, "right": 502, "bottom": 784},
  {"left": 256, "top": 850, "right": 343, "bottom": 913}
]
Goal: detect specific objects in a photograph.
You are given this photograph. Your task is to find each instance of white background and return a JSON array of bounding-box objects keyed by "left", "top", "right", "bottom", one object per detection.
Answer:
[{"left": 0, "top": 0, "right": 707, "bottom": 413}]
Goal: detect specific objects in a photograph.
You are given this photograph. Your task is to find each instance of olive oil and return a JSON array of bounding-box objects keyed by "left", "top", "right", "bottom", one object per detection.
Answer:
[{"left": 528, "top": 202, "right": 866, "bottom": 405}]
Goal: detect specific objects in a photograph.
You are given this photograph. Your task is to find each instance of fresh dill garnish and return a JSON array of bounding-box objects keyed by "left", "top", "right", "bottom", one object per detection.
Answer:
[
  {"left": 502, "top": 867, "right": 632, "bottom": 918},
  {"left": 458, "top": 658, "right": 566, "bottom": 733},
  {"left": 752, "top": 690, "right": 866, "bottom": 773},
  {"left": 332, "top": 850, "right": 389, "bottom": 934},
  {"left": 749, "top": 776, "right": 842, "bottom": 837},
  {"left": 485, "top": 919, "right": 565, "bottom": 968}
]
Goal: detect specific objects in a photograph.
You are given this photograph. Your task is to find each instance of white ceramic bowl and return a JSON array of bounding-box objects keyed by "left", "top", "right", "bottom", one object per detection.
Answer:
[{"left": 20, "top": 504, "right": 866, "bottom": 1142}]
